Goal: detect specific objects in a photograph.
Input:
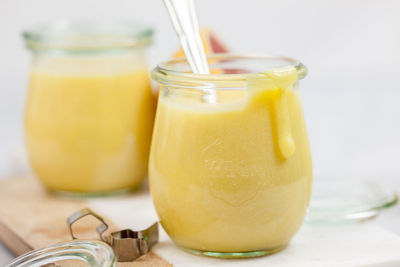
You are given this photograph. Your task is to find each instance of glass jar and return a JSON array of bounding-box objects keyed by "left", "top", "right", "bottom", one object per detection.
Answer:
[
  {"left": 6, "top": 240, "right": 116, "bottom": 267},
  {"left": 23, "top": 21, "right": 156, "bottom": 196},
  {"left": 150, "top": 54, "right": 312, "bottom": 258}
]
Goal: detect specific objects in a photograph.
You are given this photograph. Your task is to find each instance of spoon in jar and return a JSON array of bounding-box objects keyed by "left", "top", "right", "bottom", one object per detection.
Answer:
[{"left": 163, "top": 0, "right": 217, "bottom": 103}]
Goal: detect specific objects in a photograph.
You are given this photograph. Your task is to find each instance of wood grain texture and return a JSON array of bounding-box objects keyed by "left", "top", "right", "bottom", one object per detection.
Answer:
[{"left": 0, "top": 177, "right": 171, "bottom": 267}]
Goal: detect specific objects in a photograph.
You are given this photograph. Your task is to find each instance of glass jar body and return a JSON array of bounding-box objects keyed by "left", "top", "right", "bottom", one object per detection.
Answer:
[
  {"left": 149, "top": 55, "right": 312, "bottom": 257},
  {"left": 25, "top": 49, "right": 156, "bottom": 195}
]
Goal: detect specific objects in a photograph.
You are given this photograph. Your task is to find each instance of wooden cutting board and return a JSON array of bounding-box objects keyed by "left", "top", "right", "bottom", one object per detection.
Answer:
[{"left": 0, "top": 176, "right": 171, "bottom": 267}]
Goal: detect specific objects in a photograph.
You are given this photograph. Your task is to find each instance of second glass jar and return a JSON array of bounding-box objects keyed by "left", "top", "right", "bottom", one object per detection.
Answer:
[{"left": 23, "top": 21, "right": 156, "bottom": 195}]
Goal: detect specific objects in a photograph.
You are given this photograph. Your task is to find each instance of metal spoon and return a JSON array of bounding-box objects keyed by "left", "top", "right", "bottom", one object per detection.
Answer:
[{"left": 163, "top": 0, "right": 217, "bottom": 103}]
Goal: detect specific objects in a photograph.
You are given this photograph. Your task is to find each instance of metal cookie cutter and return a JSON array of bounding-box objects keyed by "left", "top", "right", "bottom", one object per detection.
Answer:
[{"left": 67, "top": 208, "right": 159, "bottom": 262}]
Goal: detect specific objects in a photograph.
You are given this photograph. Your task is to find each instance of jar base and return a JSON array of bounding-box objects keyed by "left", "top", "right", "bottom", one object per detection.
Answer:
[
  {"left": 181, "top": 244, "right": 287, "bottom": 259},
  {"left": 49, "top": 187, "right": 133, "bottom": 198}
]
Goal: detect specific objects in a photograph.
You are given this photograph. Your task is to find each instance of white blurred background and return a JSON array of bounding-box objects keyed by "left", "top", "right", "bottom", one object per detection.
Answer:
[
  {"left": 1, "top": 0, "right": 399, "bottom": 179},
  {"left": 0, "top": 0, "right": 399, "bottom": 263}
]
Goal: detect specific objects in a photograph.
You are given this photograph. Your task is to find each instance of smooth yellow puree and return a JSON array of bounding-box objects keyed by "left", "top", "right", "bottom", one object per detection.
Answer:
[
  {"left": 149, "top": 67, "right": 312, "bottom": 252},
  {"left": 26, "top": 56, "right": 156, "bottom": 193}
]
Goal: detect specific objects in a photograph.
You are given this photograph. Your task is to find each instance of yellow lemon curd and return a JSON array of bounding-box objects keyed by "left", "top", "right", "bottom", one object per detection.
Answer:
[
  {"left": 149, "top": 67, "right": 312, "bottom": 253},
  {"left": 26, "top": 55, "right": 156, "bottom": 193}
]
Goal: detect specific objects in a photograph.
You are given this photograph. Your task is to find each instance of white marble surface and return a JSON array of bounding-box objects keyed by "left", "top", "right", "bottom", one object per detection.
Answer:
[
  {"left": 91, "top": 185, "right": 400, "bottom": 267},
  {"left": 88, "top": 185, "right": 400, "bottom": 267},
  {"left": 154, "top": 224, "right": 400, "bottom": 267},
  {"left": 89, "top": 181, "right": 400, "bottom": 267}
]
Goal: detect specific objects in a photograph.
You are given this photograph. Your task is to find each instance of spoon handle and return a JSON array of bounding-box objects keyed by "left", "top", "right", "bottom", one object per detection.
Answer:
[{"left": 163, "top": 0, "right": 210, "bottom": 74}]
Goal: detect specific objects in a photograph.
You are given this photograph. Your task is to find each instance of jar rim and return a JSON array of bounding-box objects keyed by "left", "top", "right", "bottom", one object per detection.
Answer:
[
  {"left": 152, "top": 54, "right": 307, "bottom": 89},
  {"left": 23, "top": 20, "right": 153, "bottom": 52}
]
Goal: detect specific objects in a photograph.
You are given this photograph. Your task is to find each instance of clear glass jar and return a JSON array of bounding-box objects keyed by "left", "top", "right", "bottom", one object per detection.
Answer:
[
  {"left": 6, "top": 240, "right": 116, "bottom": 267},
  {"left": 150, "top": 54, "right": 312, "bottom": 258},
  {"left": 23, "top": 21, "right": 156, "bottom": 196}
]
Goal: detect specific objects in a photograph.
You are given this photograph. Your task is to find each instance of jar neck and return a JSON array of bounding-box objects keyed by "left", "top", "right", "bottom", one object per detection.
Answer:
[
  {"left": 23, "top": 20, "right": 153, "bottom": 54},
  {"left": 152, "top": 54, "right": 307, "bottom": 91},
  {"left": 31, "top": 49, "right": 148, "bottom": 75}
]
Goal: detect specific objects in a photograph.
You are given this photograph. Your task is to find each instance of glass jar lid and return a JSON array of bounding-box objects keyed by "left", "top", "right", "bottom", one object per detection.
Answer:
[
  {"left": 6, "top": 240, "right": 116, "bottom": 267},
  {"left": 23, "top": 20, "right": 153, "bottom": 52},
  {"left": 306, "top": 177, "right": 398, "bottom": 225}
]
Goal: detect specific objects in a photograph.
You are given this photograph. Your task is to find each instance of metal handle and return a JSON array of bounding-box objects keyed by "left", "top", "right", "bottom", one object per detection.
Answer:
[
  {"left": 67, "top": 208, "right": 159, "bottom": 262},
  {"left": 67, "top": 208, "right": 109, "bottom": 242}
]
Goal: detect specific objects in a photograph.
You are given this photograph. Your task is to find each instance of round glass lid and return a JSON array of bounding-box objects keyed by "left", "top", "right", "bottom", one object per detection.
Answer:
[
  {"left": 306, "top": 177, "right": 398, "bottom": 225},
  {"left": 6, "top": 240, "right": 116, "bottom": 267}
]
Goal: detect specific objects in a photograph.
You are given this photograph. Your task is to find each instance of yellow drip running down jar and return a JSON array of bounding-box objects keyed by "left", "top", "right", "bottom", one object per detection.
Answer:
[
  {"left": 150, "top": 54, "right": 312, "bottom": 258},
  {"left": 23, "top": 21, "right": 156, "bottom": 196}
]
